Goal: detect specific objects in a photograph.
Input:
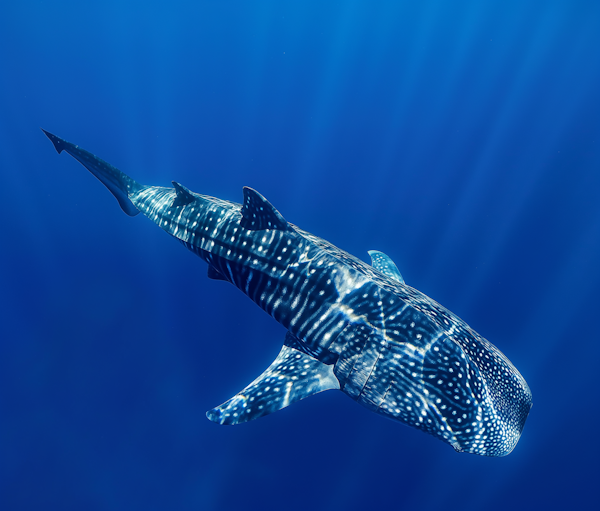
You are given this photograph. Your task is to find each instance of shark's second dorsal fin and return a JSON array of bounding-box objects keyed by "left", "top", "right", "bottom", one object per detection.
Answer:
[
  {"left": 240, "top": 187, "right": 288, "bottom": 231},
  {"left": 206, "top": 335, "right": 340, "bottom": 425},
  {"left": 368, "top": 250, "right": 405, "bottom": 284},
  {"left": 171, "top": 181, "right": 197, "bottom": 208}
]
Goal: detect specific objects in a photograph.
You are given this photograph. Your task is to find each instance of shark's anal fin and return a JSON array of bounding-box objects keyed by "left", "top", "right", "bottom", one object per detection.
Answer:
[
  {"left": 171, "top": 181, "right": 196, "bottom": 208},
  {"left": 41, "top": 129, "right": 142, "bottom": 217},
  {"left": 206, "top": 339, "right": 340, "bottom": 425},
  {"left": 240, "top": 187, "right": 288, "bottom": 231},
  {"left": 207, "top": 264, "right": 228, "bottom": 281},
  {"left": 368, "top": 250, "right": 404, "bottom": 284}
]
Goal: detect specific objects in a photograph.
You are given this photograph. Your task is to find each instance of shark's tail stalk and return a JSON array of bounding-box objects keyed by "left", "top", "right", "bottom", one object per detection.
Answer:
[{"left": 41, "top": 129, "right": 144, "bottom": 217}]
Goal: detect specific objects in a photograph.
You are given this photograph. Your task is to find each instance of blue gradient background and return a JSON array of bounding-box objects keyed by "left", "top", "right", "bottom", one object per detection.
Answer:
[{"left": 1, "top": 1, "right": 599, "bottom": 510}]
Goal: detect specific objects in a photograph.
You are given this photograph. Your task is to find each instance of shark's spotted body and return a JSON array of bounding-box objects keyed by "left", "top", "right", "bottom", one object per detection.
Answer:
[{"left": 43, "top": 130, "right": 532, "bottom": 456}]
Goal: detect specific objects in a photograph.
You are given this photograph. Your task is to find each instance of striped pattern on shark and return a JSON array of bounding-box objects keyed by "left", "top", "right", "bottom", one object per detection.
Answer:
[{"left": 42, "top": 129, "right": 532, "bottom": 457}]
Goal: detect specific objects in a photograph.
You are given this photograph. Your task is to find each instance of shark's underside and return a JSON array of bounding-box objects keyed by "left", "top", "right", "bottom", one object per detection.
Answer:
[{"left": 43, "top": 129, "right": 532, "bottom": 456}]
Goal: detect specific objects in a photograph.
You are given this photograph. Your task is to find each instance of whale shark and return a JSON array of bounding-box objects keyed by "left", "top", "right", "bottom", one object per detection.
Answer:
[{"left": 42, "top": 129, "right": 532, "bottom": 456}]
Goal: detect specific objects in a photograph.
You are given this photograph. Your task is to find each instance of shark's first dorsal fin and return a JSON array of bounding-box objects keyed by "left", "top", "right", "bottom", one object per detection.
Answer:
[
  {"left": 171, "top": 181, "right": 196, "bottom": 208},
  {"left": 368, "top": 250, "right": 405, "bottom": 284},
  {"left": 206, "top": 336, "right": 340, "bottom": 425},
  {"left": 240, "top": 187, "right": 288, "bottom": 231},
  {"left": 41, "top": 129, "right": 143, "bottom": 217}
]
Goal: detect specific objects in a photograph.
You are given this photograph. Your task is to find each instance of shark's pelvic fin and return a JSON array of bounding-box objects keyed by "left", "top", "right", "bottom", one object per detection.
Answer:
[
  {"left": 171, "top": 181, "right": 197, "bottom": 208},
  {"left": 368, "top": 250, "right": 404, "bottom": 284},
  {"left": 206, "top": 339, "right": 340, "bottom": 425},
  {"left": 207, "top": 264, "right": 228, "bottom": 281},
  {"left": 41, "top": 129, "right": 143, "bottom": 217},
  {"left": 240, "top": 187, "right": 288, "bottom": 231}
]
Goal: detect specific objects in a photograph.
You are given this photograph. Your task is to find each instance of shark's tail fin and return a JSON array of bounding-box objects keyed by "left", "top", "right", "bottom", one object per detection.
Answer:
[{"left": 41, "top": 129, "right": 143, "bottom": 217}]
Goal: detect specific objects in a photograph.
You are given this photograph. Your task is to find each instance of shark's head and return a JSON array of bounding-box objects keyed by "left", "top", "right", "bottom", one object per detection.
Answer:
[{"left": 421, "top": 334, "right": 532, "bottom": 456}]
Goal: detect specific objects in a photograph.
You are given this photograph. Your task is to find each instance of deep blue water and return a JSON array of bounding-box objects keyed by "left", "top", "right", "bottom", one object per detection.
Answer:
[{"left": 1, "top": 1, "right": 599, "bottom": 510}]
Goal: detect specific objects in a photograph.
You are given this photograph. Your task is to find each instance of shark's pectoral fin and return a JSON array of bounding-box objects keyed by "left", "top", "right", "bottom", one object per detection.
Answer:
[
  {"left": 368, "top": 250, "right": 404, "bottom": 284},
  {"left": 41, "top": 129, "right": 143, "bottom": 217},
  {"left": 240, "top": 187, "right": 289, "bottom": 231},
  {"left": 206, "top": 342, "right": 340, "bottom": 425}
]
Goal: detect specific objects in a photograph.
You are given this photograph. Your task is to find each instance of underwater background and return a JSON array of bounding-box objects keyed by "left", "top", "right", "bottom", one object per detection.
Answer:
[{"left": 1, "top": 1, "right": 599, "bottom": 510}]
